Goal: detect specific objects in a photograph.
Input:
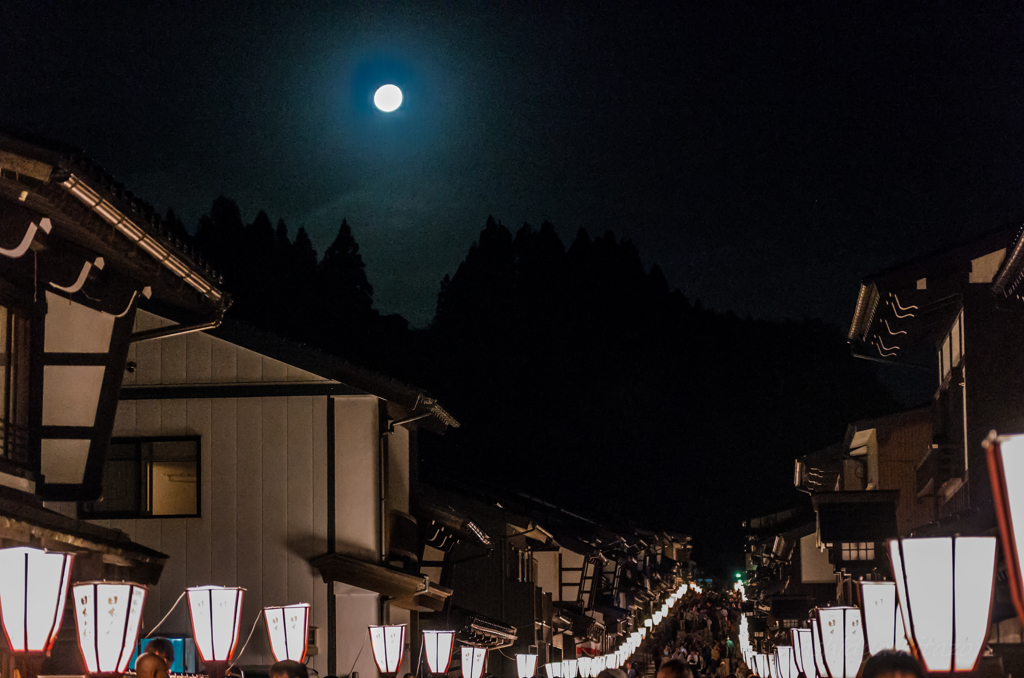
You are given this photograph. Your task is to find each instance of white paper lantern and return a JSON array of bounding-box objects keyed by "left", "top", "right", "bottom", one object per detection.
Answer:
[
  {"left": 544, "top": 662, "right": 563, "bottom": 678},
  {"left": 369, "top": 625, "right": 406, "bottom": 674},
  {"left": 563, "top": 658, "right": 578, "bottom": 678},
  {"left": 423, "top": 630, "right": 455, "bottom": 675},
  {"left": 186, "top": 586, "right": 245, "bottom": 664},
  {"left": 264, "top": 603, "right": 310, "bottom": 663},
  {"left": 856, "top": 581, "right": 910, "bottom": 656},
  {"left": 517, "top": 654, "right": 538, "bottom": 678},
  {"left": 774, "top": 646, "right": 799, "bottom": 678},
  {"left": 462, "top": 646, "right": 487, "bottom": 678},
  {"left": 889, "top": 536, "right": 996, "bottom": 673},
  {"left": 754, "top": 653, "right": 772, "bottom": 678},
  {"left": 73, "top": 581, "right": 146, "bottom": 675},
  {"left": 815, "top": 607, "right": 864, "bottom": 678},
  {"left": 0, "top": 547, "right": 74, "bottom": 654},
  {"left": 790, "top": 628, "right": 817, "bottom": 678}
]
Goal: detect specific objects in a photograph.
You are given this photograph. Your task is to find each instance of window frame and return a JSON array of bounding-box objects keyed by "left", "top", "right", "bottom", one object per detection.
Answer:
[
  {"left": 79, "top": 435, "right": 202, "bottom": 519},
  {"left": 0, "top": 282, "right": 44, "bottom": 482},
  {"left": 839, "top": 541, "right": 876, "bottom": 562}
]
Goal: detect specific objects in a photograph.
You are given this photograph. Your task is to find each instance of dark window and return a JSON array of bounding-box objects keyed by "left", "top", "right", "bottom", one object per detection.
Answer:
[
  {"left": 0, "top": 304, "right": 31, "bottom": 465},
  {"left": 81, "top": 437, "right": 200, "bottom": 518}
]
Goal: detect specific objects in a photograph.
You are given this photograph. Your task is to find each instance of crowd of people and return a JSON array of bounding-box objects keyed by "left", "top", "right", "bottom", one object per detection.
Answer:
[{"left": 644, "top": 589, "right": 745, "bottom": 678}]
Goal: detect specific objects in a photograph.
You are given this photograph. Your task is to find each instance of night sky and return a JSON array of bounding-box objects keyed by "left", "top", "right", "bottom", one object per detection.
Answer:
[{"left": 6, "top": 3, "right": 1024, "bottom": 329}]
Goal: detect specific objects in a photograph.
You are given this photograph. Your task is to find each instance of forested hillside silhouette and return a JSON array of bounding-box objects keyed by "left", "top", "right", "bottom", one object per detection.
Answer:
[{"left": 187, "top": 202, "right": 897, "bottom": 573}]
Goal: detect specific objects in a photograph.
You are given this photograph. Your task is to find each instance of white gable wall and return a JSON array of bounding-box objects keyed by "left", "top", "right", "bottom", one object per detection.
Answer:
[{"left": 47, "top": 310, "right": 411, "bottom": 678}]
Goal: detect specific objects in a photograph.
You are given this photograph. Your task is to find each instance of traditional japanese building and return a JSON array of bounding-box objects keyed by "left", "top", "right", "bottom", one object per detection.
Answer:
[{"left": 0, "top": 130, "right": 228, "bottom": 675}]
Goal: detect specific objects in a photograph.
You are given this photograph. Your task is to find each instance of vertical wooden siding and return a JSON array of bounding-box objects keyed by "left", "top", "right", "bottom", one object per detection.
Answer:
[{"left": 90, "top": 311, "right": 341, "bottom": 672}]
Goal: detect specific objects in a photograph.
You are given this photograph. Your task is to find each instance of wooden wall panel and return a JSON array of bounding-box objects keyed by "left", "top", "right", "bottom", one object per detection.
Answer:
[
  {"left": 136, "top": 401, "right": 161, "bottom": 436},
  {"left": 185, "top": 399, "right": 212, "bottom": 588},
  {"left": 263, "top": 357, "right": 288, "bottom": 383},
  {"left": 287, "top": 397, "right": 314, "bottom": 606},
  {"left": 185, "top": 332, "right": 213, "bottom": 384},
  {"left": 261, "top": 397, "right": 289, "bottom": 608},
  {"left": 161, "top": 400, "right": 187, "bottom": 435},
  {"left": 211, "top": 337, "right": 237, "bottom": 383},
  {"left": 311, "top": 397, "right": 329, "bottom": 672},
  {"left": 160, "top": 334, "right": 187, "bottom": 385},
  {"left": 334, "top": 397, "right": 379, "bottom": 560},
  {"left": 159, "top": 519, "right": 189, "bottom": 634},
  {"left": 134, "top": 314, "right": 163, "bottom": 387},
  {"left": 235, "top": 397, "right": 264, "bottom": 645},
  {"left": 210, "top": 399, "right": 238, "bottom": 586},
  {"left": 237, "top": 347, "right": 262, "bottom": 382}
]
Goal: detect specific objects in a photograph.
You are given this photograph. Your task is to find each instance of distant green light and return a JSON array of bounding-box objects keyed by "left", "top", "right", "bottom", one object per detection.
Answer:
[{"left": 735, "top": 572, "right": 742, "bottom": 579}]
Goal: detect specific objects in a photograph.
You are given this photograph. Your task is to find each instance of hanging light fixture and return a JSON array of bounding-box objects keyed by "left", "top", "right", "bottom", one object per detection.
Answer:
[
  {"left": 774, "top": 646, "right": 799, "bottom": 678},
  {"left": 423, "top": 630, "right": 455, "bottom": 675},
  {"left": 814, "top": 607, "right": 864, "bottom": 678},
  {"left": 369, "top": 625, "right": 407, "bottom": 676},
  {"left": 578, "top": 656, "right": 593, "bottom": 678},
  {"left": 73, "top": 581, "right": 147, "bottom": 676},
  {"left": 644, "top": 618, "right": 653, "bottom": 629},
  {"left": 767, "top": 651, "right": 780, "bottom": 678},
  {"left": 544, "top": 662, "right": 563, "bottom": 678},
  {"left": 889, "top": 536, "right": 997, "bottom": 673},
  {"left": 809, "top": 619, "right": 829, "bottom": 678},
  {"left": 462, "top": 647, "right": 487, "bottom": 678},
  {"left": 986, "top": 434, "right": 1024, "bottom": 627},
  {"left": 856, "top": 581, "right": 910, "bottom": 656},
  {"left": 0, "top": 547, "right": 74, "bottom": 654},
  {"left": 754, "top": 653, "right": 772, "bottom": 678},
  {"left": 263, "top": 603, "right": 310, "bottom": 663},
  {"left": 186, "top": 586, "right": 245, "bottom": 678},
  {"left": 790, "top": 628, "right": 817, "bottom": 678},
  {"left": 563, "top": 658, "right": 579, "bottom": 678},
  {"left": 517, "top": 654, "right": 539, "bottom": 678}
]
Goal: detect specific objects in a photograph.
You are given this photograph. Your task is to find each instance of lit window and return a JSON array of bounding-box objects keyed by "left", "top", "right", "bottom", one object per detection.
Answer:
[
  {"left": 0, "top": 304, "right": 31, "bottom": 465},
  {"left": 81, "top": 437, "right": 199, "bottom": 518},
  {"left": 840, "top": 542, "right": 875, "bottom": 561}
]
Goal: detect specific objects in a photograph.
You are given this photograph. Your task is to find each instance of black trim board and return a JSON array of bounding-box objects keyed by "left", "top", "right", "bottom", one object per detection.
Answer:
[{"left": 119, "top": 382, "right": 365, "bottom": 400}]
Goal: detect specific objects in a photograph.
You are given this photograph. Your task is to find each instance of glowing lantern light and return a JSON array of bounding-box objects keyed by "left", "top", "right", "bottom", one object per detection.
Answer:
[
  {"left": 0, "top": 547, "right": 74, "bottom": 656},
  {"left": 644, "top": 618, "right": 653, "bottom": 629},
  {"left": 814, "top": 607, "right": 864, "bottom": 678},
  {"left": 578, "top": 656, "right": 593, "bottom": 678},
  {"left": 889, "top": 536, "right": 996, "bottom": 673},
  {"left": 544, "top": 662, "right": 563, "bottom": 678},
  {"left": 563, "top": 659, "right": 579, "bottom": 678},
  {"left": 517, "top": 654, "right": 538, "bottom": 678},
  {"left": 809, "top": 619, "right": 829, "bottom": 678},
  {"left": 423, "top": 630, "right": 455, "bottom": 675},
  {"left": 774, "top": 647, "right": 799, "bottom": 678},
  {"left": 73, "top": 581, "right": 146, "bottom": 675},
  {"left": 186, "top": 586, "right": 244, "bottom": 678},
  {"left": 754, "top": 653, "right": 772, "bottom": 678},
  {"left": 653, "top": 612, "right": 663, "bottom": 626},
  {"left": 462, "top": 647, "right": 487, "bottom": 678},
  {"left": 856, "top": 581, "right": 910, "bottom": 656},
  {"left": 369, "top": 625, "right": 406, "bottom": 675},
  {"left": 791, "top": 628, "right": 818, "bottom": 678},
  {"left": 987, "top": 435, "right": 1024, "bottom": 628},
  {"left": 264, "top": 603, "right": 310, "bottom": 663}
]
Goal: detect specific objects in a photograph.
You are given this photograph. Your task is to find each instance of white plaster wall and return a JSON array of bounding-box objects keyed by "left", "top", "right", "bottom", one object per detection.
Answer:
[
  {"left": 333, "top": 397, "right": 380, "bottom": 561},
  {"left": 48, "top": 310, "right": 419, "bottom": 676}
]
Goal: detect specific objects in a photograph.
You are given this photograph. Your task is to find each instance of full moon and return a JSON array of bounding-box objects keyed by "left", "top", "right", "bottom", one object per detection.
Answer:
[{"left": 374, "top": 84, "right": 403, "bottom": 112}]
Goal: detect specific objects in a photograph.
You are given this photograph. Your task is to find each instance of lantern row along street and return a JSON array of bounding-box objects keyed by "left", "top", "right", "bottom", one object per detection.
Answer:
[
  {"left": 742, "top": 533, "right": 1001, "bottom": 677},
  {"left": 372, "top": 582, "right": 692, "bottom": 678},
  {"left": 0, "top": 555, "right": 310, "bottom": 678},
  {"left": 0, "top": 559, "right": 688, "bottom": 678}
]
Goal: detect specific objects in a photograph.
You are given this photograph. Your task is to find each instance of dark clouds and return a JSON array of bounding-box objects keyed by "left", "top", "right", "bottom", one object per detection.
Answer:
[{"left": 3, "top": 2, "right": 1024, "bottom": 327}]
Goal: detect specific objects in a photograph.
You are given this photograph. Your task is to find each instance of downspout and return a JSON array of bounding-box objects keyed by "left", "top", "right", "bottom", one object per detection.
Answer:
[{"left": 129, "top": 317, "right": 223, "bottom": 343}]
